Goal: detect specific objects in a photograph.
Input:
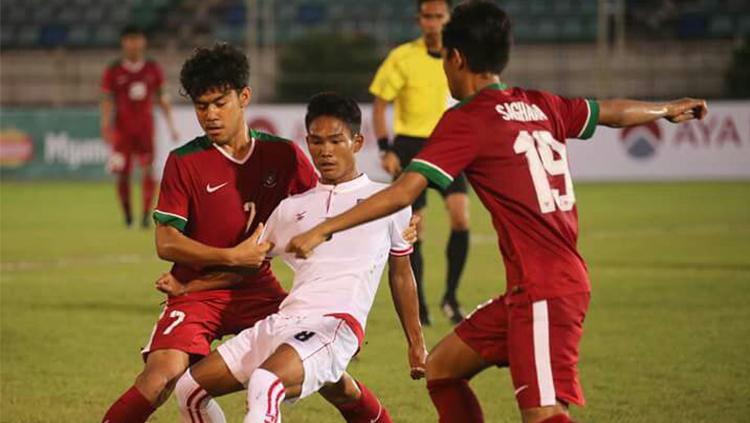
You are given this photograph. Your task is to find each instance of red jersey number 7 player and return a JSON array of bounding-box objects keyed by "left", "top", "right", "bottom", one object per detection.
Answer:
[
  {"left": 287, "top": 2, "right": 708, "bottom": 423},
  {"left": 101, "top": 25, "right": 180, "bottom": 229}
]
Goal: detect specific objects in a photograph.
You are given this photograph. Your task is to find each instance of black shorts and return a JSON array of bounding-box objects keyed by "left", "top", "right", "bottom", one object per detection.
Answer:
[{"left": 393, "top": 134, "right": 468, "bottom": 210}]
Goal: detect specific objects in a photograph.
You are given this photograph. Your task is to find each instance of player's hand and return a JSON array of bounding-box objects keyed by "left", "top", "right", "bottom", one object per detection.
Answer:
[
  {"left": 381, "top": 151, "right": 402, "bottom": 177},
  {"left": 286, "top": 228, "right": 328, "bottom": 259},
  {"left": 155, "top": 272, "right": 186, "bottom": 296},
  {"left": 229, "top": 223, "right": 271, "bottom": 268},
  {"left": 402, "top": 214, "right": 421, "bottom": 245},
  {"left": 664, "top": 98, "right": 708, "bottom": 123},
  {"left": 408, "top": 344, "right": 428, "bottom": 380}
]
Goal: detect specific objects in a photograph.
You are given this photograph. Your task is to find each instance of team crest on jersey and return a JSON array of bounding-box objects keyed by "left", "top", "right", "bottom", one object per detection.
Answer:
[
  {"left": 263, "top": 170, "right": 278, "bottom": 188},
  {"left": 295, "top": 211, "right": 307, "bottom": 221}
]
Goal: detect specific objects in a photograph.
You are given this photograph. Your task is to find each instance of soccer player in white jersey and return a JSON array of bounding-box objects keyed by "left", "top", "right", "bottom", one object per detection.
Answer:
[{"left": 168, "top": 92, "right": 427, "bottom": 423}]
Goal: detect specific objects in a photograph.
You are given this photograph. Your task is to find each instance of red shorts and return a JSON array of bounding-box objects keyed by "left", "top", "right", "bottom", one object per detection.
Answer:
[
  {"left": 141, "top": 292, "right": 285, "bottom": 360},
  {"left": 455, "top": 292, "right": 590, "bottom": 409},
  {"left": 110, "top": 131, "right": 154, "bottom": 174}
]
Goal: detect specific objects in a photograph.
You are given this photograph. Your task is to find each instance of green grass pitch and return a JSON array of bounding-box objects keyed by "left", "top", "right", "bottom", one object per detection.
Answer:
[{"left": 1, "top": 181, "right": 749, "bottom": 422}]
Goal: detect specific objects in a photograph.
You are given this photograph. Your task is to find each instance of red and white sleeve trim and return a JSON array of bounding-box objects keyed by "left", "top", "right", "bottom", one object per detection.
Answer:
[{"left": 390, "top": 246, "right": 414, "bottom": 256}]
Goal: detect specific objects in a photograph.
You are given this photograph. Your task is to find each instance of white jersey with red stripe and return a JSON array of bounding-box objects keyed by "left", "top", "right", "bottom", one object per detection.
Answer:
[{"left": 260, "top": 174, "right": 413, "bottom": 332}]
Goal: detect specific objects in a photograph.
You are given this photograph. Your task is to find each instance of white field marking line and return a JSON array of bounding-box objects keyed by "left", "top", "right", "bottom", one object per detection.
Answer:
[
  {"left": 0, "top": 253, "right": 155, "bottom": 272},
  {"left": 468, "top": 224, "right": 746, "bottom": 245}
]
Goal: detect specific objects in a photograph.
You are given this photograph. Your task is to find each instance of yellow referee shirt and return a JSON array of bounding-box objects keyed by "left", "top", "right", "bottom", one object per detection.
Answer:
[{"left": 369, "top": 37, "right": 450, "bottom": 138}]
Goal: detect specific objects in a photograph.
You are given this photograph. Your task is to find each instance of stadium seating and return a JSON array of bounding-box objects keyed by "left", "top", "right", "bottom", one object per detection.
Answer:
[{"left": 2, "top": 0, "right": 748, "bottom": 50}]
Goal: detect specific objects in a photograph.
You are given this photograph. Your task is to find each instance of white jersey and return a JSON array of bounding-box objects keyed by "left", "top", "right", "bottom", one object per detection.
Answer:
[{"left": 260, "top": 174, "right": 413, "bottom": 331}]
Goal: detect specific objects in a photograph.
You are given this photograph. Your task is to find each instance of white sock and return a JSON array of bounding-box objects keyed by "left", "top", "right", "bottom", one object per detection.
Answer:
[
  {"left": 174, "top": 369, "right": 227, "bottom": 423},
  {"left": 244, "top": 368, "right": 286, "bottom": 423}
]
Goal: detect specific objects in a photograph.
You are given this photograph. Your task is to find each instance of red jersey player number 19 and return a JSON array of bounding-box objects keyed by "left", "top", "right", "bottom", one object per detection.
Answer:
[{"left": 407, "top": 83, "right": 597, "bottom": 303}]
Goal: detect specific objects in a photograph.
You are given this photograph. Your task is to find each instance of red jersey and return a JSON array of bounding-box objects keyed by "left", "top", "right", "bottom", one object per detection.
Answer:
[
  {"left": 101, "top": 59, "right": 164, "bottom": 139},
  {"left": 405, "top": 83, "right": 599, "bottom": 302},
  {"left": 154, "top": 129, "right": 318, "bottom": 301}
]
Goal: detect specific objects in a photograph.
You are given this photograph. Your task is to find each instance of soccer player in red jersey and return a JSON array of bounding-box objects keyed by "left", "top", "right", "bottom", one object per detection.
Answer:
[
  {"left": 286, "top": 2, "right": 708, "bottom": 422},
  {"left": 101, "top": 25, "right": 179, "bottom": 229},
  {"left": 102, "top": 44, "right": 401, "bottom": 423}
]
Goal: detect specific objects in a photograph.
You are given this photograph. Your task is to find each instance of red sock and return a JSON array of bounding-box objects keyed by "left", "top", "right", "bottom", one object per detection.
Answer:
[
  {"left": 427, "top": 378, "right": 484, "bottom": 423},
  {"left": 141, "top": 173, "right": 155, "bottom": 217},
  {"left": 117, "top": 174, "right": 132, "bottom": 223},
  {"left": 335, "top": 381, "right": 393, "bottom": 423},
  {"left": 539, "top": 414, "right": 576, "bottom": 423},
  {"left": 101, "top": 385, "right": 155, "bottom": 423}
]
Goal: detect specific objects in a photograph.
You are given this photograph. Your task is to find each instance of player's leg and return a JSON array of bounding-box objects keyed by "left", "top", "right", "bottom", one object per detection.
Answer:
[
  {"left": 426, "top": 296, "right": 510, "bottom": 423},
  {"left": 135, "top": 136, "right": 156, "bottom": 228},
  {"left": 245, "top": 315, "right": 360, "bottom": 422},
  {"left": 109, "top": 132, "right": 133, "bottom": 227},
  {"left": 441, "top": 177, "right": 470, "bottom": 324},
  {"left": 102, "top": 349, "right": 189, "bottom": 423},
  {"left": 509, "top": 293, "right": 590, "bottom": 423},
  {"left": 319, "top": 373, "right": 393, "bottom": 423},
  {"left": 174, "top": 350, "right": 244, "bottom": 423},
  {"left": 102, "top": 299, "right": 223, "bottom": 422}
]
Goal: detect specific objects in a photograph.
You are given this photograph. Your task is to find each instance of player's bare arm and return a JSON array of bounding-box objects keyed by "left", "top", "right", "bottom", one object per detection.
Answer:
[
  {"left": 155, "top": 222, "right": 270, "bottom": 268},
  {"left": 287, "top": 172, "right": 428, "bottom": 258},
  {"left": 158, "top": 92, "right": 180, "bottom": 142},
  {"left": 100, "top": 95, "right": 114, "bottom": 145},
  {"left": 598, "top": 97, "right": 708, "bottom": 128},
  {"left": 155, "top": 271, "right": 245, "bottom": 296},
  {"left": 373, "top": 96, "right": 401, "bottom": 176},
  {"left": 387, "top": 254, "right": 428, "bottom": 380}
]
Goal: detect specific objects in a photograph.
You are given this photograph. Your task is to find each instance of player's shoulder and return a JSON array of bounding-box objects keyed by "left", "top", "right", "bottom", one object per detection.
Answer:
[
  {"left": 251, "top": 128, "right": 304, "bottom": 158},
  {"left": 388, "top": 38, "right": 422, "bottom": 60},
  {"left": 105, "top": 58, "right": 122, "bottom": 71},
  {"left": 171, "top": 135, "right": 213, "bottom": 158},
  {"left": 277, "top": 185, "right": 318, "bottom": 209}
]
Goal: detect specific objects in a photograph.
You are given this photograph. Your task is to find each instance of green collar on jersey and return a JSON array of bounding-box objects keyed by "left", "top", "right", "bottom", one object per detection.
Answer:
[{"left": 451, "top": 82, "right": 509, "bottom": 110}]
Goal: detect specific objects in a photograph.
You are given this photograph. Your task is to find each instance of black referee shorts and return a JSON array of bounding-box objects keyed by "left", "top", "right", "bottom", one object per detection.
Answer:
[{"left": 393, "top": 134, "right": 468, "bottom": 211}]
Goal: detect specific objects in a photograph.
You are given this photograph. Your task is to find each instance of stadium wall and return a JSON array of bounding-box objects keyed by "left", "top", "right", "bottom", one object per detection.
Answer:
[{"left": 1, "top": 102, "right": 749, "bottom": 182}]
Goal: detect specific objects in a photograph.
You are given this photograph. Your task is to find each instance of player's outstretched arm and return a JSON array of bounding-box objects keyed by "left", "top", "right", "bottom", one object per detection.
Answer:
[
  {"left": 155, "top": 272, "right": 244, "bottom": 296},
  {"left": 286, "top": 172, "right": 428, "bottom": 258},
  {"left": 387, "top": 254, "right": 428, "bottom": 380},
  {"left": 598, "top": 98, "right": 708, "bottom": 128},
  {"left": 155, "top": 222, "right": 270, "bottom": 268}
]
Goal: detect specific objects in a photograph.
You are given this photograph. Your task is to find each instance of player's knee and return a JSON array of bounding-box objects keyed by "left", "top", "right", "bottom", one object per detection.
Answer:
[
  {"left": 319, "top": 375, "right": 360, "bottom": 405},
  {"left": 134, "top": 363, "right": 185, "bottom": 404},
  {"left": 425, "top": 349, "right": 452, "bottom": 381}
]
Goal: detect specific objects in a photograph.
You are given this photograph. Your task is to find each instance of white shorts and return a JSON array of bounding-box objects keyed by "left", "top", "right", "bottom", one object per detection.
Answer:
[{"left": 217, "top": 313, "right": 359, "bottom": 400}]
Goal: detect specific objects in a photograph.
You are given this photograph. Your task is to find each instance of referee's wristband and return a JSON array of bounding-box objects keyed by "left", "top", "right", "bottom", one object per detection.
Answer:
[{"left": 377, "top": 137, "right": 392, "bottom": 152}]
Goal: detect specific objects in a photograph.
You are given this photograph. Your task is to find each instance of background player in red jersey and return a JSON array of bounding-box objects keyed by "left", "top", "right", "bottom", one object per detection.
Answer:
[
  {"left": 101, "top": 25, "right": 179, "bottom": 229},
  {"left": 102, "top": 44, "right": 403, "bottom": 423},
  {"left": 286, "top": 2, "right": 708, "bottom": 423}
]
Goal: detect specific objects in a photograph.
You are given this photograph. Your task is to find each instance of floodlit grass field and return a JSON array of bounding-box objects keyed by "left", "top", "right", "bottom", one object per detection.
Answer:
[{"left": 1, "top": 181, "right": 749, "bottom": 422}]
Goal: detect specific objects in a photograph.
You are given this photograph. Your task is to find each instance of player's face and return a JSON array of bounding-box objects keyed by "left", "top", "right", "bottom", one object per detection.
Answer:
[
  {"left": 193, "top": 87, "right": 251, "bottom": 145},
  {"left": 417, "top": 1, "right": 450, "bottom": 39},
  {"left": 121, "top": 34, "right": 146, "bottom": 61},
  {"left": 306, "top": 116, "right": 363, "bottom": 184}
]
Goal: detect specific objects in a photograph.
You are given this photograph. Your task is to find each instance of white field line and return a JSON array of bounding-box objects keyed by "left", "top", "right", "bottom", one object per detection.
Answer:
[{"left": 0, "top": 253, "right": 156, "bottom": 273}]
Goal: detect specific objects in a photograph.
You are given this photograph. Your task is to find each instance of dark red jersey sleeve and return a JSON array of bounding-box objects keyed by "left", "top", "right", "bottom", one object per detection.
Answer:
[
  {"left": 153, "top": 153, "right": 191, "bottom": 231},
  {"left": 289, "top": 142, "right": 317, "bottom": 194},
  {"left": 404, "top": 109, "right": 479, "bottom": 190},
  {"left": 537, "top": 91, "right": 599, "bottom": 140}
]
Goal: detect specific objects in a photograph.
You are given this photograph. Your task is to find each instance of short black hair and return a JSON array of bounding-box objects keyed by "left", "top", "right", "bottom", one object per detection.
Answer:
[
  {"left": 120, "top": 24, "right": 145, "bottom": 38},
  {"left": 417, "top": 0, "right": 452, "bottom": 11},
  {"left": 179, "top": 43, "right": 250, "bottom": 101},
  {"left": 305, "top": 92, "right": 362, "bottom": 136},
  {"left": 442, "top": 1, "right": 512, "bottom": 74}
]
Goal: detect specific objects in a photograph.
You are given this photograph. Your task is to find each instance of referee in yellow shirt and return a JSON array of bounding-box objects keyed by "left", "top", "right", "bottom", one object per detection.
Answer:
[{"left": 369, "top": 0, "right": 469, "bottom": 326}]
